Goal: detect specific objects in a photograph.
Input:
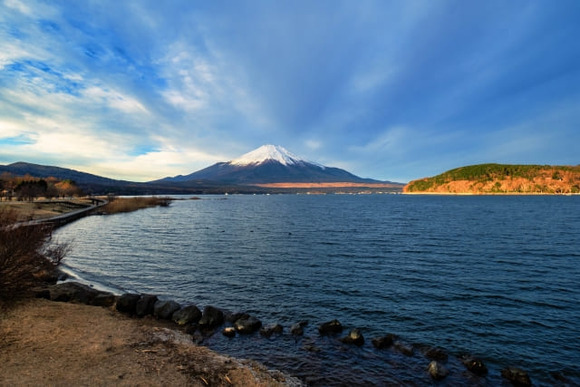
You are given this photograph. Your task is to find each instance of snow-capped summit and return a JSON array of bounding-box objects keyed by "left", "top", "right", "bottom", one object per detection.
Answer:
[
  {"left": 157, "top": 144, "right": 383, "bottom": 185},
  {"left": 230, "top": 144, "right": 304, "bottom": 166}
]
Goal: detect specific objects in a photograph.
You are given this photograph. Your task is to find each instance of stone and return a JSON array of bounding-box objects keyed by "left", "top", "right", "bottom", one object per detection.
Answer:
[
  {"left": 116, "top": 293, "right": 141, "bottom": 315},
  {"left": 48, "top": 282, "right": 116, "bottom": 307},
  {"left": 225, "top": 311, "right": 250, "bottom": 324},
  {"left": 372, "top": 334, "right": 396, "bottom": 349},
  {"left": 222, "top": 327, "right": 236, "bottom": 338},
  {"left": 185, "top": 324, "right": 198, "bottom": 335},
  {"left": 501, "top": 367, "right": 532, "bottom": 386},
  {"left": 318, "top": 319, "right": 343, "bottom": 335},
  {"left": 461, "top": 356, "right": 488, "bottom": 376},
  {"left": 290, "top": 321, "right": 308, "bottom": 336},
  {"left": 199, "top": 305, "right": 224, "bottom": 330},
  {"left": 234, "top": 316, "right": 262, "bottom": 334},
  {"left": 428, "top": 361, "right": 449, "bottom": 381},
  {"left": 260, "top": 324, "right": 284, "bottom": 338},
  {"left": 136, "top": 294, "right": 158, "bottom": 317},
  {"left": 92, "top": 293, "right": 116, "bottom": 307},
  {"left": 153, "top": 300, "right": 181, "bottom": 320},
  {"left": 394, "top": 341, "right": 414, "bottom": 356},
  {"left": 425, "top": 347, "right": 448, "bottom": 362},
  {"left": 50, "top": 282, "right": 103, "bottom": 305},
  {"left": 32, "top": 287, "right": 51, "bottom": 299},
  {"left": 341, "top": 328, "right": 365, "bottom": 346},
  {"left": 172, "top": 305, "right": 202, "bottom": 325}
]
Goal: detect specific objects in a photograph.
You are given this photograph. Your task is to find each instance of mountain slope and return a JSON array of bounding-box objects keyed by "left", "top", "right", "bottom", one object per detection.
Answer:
[
  {"left": 404, "top": 164, "right": 580, "bottom": 194},
  {"left": 157, "top": 144, "right": 387, "bottom": 185},
  {"left": 0, "top": 162, "right": 125, "bottom": 185}
]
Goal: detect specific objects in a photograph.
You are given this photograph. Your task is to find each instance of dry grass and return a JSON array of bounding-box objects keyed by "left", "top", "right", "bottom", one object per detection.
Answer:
[
  {"left": 0, "top": 299, "right": 297, "bottom": 386},
  {"left": 0, "top": 208, "right": 67, "bottom": 302},
  {"left": 0, "top": 200, "right": 92, "bottom": 222},
  {"left": 101, "top": 197, "right": 173, "bottom": 215}
]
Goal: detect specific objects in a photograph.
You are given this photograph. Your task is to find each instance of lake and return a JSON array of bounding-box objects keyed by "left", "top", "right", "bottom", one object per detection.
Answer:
[{"left": 55, "top": 194, "right": 580, "bottom": 385}]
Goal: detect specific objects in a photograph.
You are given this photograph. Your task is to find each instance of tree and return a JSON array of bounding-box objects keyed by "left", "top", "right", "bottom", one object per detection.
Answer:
[{"left": 15, "top": 179, "right": 48, "bottom": 201}]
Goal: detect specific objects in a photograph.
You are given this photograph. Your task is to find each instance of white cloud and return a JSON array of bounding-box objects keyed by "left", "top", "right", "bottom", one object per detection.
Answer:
[
  {"left": 4, "top": 0, "right": 32, "bottom": 15},
  {"left": 0, "top": 120, "right": 26, "bottom": 137},
  {"left": 90, "top": 146, "right": 226, "bottom": 181},
  {"left": 84, "top": 86, "right": 149, "bottom": 114},
  {"left": 157, "top": 43, "right": 218, "bottom": 112},
  {"left": 305, "top": 139, "right": 322, "bottom": 150}
]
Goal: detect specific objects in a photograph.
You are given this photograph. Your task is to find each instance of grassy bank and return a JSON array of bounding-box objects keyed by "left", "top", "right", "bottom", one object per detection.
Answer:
[
  {"left": 100, "top": 196, "right": 173, "bottom": 214},
  {"left": 0, "top": 199, "right": 92, "bottom": 222}
]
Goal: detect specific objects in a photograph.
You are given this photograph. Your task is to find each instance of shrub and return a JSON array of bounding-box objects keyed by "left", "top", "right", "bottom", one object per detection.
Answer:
[
  {"left": 0, "top": 209, "right": 67, "bottom": 302},
  {"left": 101, "top": 196, "right": 172, "bottom": 214}
]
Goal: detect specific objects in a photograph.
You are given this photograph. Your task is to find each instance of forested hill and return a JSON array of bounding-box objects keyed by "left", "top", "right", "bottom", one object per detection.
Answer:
[{"left": 404, "top": 164, "right": 580, "bottom": 194}]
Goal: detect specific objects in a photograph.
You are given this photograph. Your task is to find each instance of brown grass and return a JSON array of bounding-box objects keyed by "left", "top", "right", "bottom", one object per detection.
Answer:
[
  {"left": 0, "top": 200, "right": 92, "bottom": 222},
  {"left": 101, "top": 197, "right": 173, "bottom": 214},
  {"left": 0, "top": 299, "right": 295, "bottom": 386},
  {"left": 0, "top": 209, "right": 67, "bottom": 302}
]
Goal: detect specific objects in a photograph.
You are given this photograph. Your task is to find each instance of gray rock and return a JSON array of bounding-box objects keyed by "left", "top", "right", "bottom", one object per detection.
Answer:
[
  {"left": 50, "top": 282, "right": 103, "bottom": 305},
  {"left": 92, "top": 293, "right": 116, "bottom": 307},
  {"left": 234, "top": 316, "right": 262, "bottom": 334},
  {"left": 290, "top": 321, "right": 308, "bottom": 336},
  {"left": 394, "top": 341, "right": 414, "bottom": 356},
  {"left": 318, "top": 319, "right": 343, "bottom": 335},
  {"left": 501, "top": 367, "right": 532, "bottom": 386},
  {"left": 153, "top": 300, "right": 181, "bottom": 320},
  {"left": 222, "top": 327, "right": 236, "bottom": 338},
  {"left": 225, "top": 311, "right": 250, "bottom": 323},
  {"left": 260, "top": 323, "right": 284, "bottom": 338},
  {"left": 116, "top": 293, "right": 141, "bottom": 315},
  {"left": 32, "top": 287, "right": 51, "bottom": 299},
  {"left": 199, "top": 305, "right": 224, "bottom": 329},
  {"left": 136, "top": 294, "right": 158, "bottom": 317},
  {"left": 185, "top": 324, "right": 198, "bottom": 335},
  {"left": 428, "top": 361, "right": 449, "bottom": 381},
  {"left": 372, "top": 334, "right": 396, "bottom": 349},
  {"left": 341, "top": 328, "right": 365, "bottom": 346},
  {"left": 461, "top": 356, "right": 488, "bottom": 376},
  {"left": 172, "top": 305, "right": 202, "bottom": 325},
  {"left": 425, "top": 347, "right": 448, "bottom": 362}
]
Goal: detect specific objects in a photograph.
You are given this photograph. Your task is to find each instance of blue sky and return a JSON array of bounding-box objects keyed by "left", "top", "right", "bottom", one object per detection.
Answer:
[{"left": 1, "top": 0, "right": 579, "bottom": 182}]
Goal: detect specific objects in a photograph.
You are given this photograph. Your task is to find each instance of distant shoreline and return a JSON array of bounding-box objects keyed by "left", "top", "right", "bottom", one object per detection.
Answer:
[{"left": 402, "top": 192, "right": 579, "bottom": 196}]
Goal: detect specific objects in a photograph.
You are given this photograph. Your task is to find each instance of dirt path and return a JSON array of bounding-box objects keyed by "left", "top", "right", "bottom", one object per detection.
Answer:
[
  {"left": 0, "top": 200, "right": 93, "bottom": 222},
  {"left": 0, "top": 299, "right": 300, "bottom": 386}
]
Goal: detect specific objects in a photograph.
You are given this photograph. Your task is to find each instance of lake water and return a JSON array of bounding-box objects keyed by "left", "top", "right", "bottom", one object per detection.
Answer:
[{"left": 55, "top": 194, "right": 580, "bottom": 385}]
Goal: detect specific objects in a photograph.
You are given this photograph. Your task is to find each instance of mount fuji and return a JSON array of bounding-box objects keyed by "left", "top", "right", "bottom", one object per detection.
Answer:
[{"left": 157, "top": 145, "right": 391, "bottom": 185}]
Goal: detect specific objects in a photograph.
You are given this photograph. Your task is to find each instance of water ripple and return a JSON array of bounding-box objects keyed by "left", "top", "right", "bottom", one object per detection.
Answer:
[{"left": 55, "top": 195, "right": 580, "bottom": 386}]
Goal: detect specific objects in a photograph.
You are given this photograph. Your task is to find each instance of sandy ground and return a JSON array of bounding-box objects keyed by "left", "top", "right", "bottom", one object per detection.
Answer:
[{"left": 0, "top": 298, "right": 300, "bottom": 386}]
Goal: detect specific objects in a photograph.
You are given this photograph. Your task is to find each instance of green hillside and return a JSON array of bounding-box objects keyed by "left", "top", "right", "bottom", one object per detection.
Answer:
[{"left": 405, "top": 164, "right": 580, "bottom": 194}]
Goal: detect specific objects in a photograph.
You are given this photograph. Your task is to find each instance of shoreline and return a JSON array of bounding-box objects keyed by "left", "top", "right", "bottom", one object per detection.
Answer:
[
  {"left": 1, "top": 198, "right": 301, "bottom": 386},
  {"left": 31, "top": 279, "right": 546, "bottom": 386},
  {"left": 0, "top": 297, "right": 300, "bottom": 386},
  {"left": 402, "top": 191, "right": 579, "bottom": 196},
  {"left": 3, "top": 196, "right": 568, "bottom": 385}
]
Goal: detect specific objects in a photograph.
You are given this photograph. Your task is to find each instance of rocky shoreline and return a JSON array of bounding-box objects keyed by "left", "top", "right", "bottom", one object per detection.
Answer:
[{"left": 31, "top": 281, "right": 540, "bottom": 386}]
